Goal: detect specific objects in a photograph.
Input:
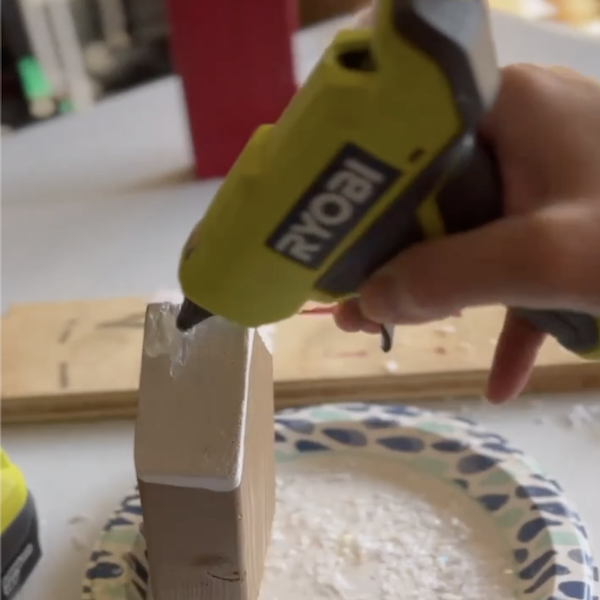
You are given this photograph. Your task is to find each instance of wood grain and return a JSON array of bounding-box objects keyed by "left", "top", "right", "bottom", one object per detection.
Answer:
[{"left": 2, "top": 298, "right": 599, "bottom": 424}]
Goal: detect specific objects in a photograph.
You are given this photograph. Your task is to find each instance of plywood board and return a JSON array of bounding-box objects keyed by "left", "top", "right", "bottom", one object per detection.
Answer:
[
  {"left": 2, "top": 298, "right": 599, "bottom": 424},
  {"left": 488, "top": 0, "right": 524, "bottom": 13}
]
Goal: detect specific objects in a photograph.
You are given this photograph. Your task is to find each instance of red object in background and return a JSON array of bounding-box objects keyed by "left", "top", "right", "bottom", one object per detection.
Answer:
[
  {"left": 299, "top": 306, "right": 336, "bottom": 315},
  {"left": 165, "top": 0, "right": 298, "bottom": 179}
]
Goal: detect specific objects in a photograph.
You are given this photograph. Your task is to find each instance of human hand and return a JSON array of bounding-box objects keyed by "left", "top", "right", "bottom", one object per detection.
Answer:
[{"left": 334, "top": 62, "right": 600, "bottom": 403}]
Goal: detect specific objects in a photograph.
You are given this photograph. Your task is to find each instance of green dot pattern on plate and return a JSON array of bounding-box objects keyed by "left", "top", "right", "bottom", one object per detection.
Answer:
[
  {"left": 534, "top": 530, "right": 554, "bottom": 551},
  {"left": 496, "top": 507, "right": 525, "bottom": 529},
  {"left": 309, "top": 407, "right": 352, "bottom": 422},
  {"left": 549, "top": 530, "right": 584, "bottom": 546},
  {"left": 410, "top": 456, "right": 449, "bottom": 476},
  {"left": 274, "top": 449, "right": 293, "bottom": 462},
  {"left": 415, "top": 421, "right": 458, "bottom": 434},
  {"left": 480, "top": 469, "right": 514, "bottom": 487}
]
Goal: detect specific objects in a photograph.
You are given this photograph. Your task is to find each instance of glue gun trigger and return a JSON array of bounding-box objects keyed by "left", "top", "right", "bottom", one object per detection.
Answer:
[{"left": 380, "top": 324, "right": 394, "bottom": 353}]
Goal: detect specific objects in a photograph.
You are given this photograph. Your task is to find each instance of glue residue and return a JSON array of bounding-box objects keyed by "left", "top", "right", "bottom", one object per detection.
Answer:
[
  {"left": 144, "top": 301, "right": 276, "bottom": 378},
  {"left": 258, "top": 455, "right": 517, "bottom": 600},
  {"left": 144, "top": 303, "right": 194, "bottom": 378},
  {"left": 148, "top": 289, "right": 277, "bottom": 356}
]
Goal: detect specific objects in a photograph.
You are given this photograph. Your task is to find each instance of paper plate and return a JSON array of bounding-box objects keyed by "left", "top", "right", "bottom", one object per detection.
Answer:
[{"left": 81, "top": 403, "right": 598, "bottom": 600}]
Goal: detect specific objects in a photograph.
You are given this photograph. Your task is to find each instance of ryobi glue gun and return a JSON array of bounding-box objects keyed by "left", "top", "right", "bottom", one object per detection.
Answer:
[{"left": 176, "top": 0, "right": 600, "bottom": 358}]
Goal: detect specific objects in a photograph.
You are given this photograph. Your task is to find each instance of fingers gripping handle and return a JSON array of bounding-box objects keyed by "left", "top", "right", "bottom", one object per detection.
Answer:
[{"left": 441, "top": 137, "right": 600, "bottom": 358}]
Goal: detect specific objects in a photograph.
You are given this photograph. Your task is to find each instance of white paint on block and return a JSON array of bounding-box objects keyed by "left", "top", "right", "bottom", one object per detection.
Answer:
[{"left": 257, "top": 324, "right": 276, "bottom": 354}]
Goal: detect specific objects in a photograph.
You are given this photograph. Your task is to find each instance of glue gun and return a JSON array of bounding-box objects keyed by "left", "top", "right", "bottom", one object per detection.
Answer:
[
  {"left": 176, "top": 0, "right": 600, "bottom": 359},
  {"left": 1, "top": 450, "right": 41, "bottom": 600}
]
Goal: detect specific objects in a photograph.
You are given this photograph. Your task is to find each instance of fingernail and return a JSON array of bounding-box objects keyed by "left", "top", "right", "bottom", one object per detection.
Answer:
[
  {"left": 361, "top": 273, "right": 419, "bottom": 323},
  {"left": 361, "top": 320, "right": 382, "bottom": 335},
  {"left": 486, "top": 395, "right": 508, "bottom": 405},
  {"left": 359, "top": 274, "right": 397, "bottom": 322}
]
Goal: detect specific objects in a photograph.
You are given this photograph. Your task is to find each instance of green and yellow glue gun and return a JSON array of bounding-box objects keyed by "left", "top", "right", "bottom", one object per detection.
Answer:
[
  {"left": 1, "top": 450, "right": 41, "bottom": 600},
  {"left": 176, "top": 0, "right": 600, "bottom": 359}
]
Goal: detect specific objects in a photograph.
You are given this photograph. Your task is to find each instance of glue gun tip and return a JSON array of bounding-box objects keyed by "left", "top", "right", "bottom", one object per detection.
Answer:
[{"left": 176, "top": 298, "right": 213, "bottom": 332}]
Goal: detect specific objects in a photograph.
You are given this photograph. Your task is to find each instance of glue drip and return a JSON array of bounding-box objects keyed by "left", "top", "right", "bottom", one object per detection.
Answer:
[{"left": 143, "top": 302, "right": 194, "bottom": 378}]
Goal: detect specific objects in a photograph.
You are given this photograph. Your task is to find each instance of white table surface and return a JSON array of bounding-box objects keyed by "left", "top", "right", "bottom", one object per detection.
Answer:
[{"left": 2, "top": 11, "right": 600, "bottom": 600}]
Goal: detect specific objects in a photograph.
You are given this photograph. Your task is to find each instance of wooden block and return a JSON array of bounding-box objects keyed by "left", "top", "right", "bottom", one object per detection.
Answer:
[
  {"left": 2, "top": 298, "right": 599, "bottom": 424},
  {"left": 135, "top": 303, "right": 275, "bottom": 600}
]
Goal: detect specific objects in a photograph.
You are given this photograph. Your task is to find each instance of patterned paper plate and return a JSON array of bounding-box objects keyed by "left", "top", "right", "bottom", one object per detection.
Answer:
[{"left": 81, "top": 403, "right": 598, "bottom": 600}]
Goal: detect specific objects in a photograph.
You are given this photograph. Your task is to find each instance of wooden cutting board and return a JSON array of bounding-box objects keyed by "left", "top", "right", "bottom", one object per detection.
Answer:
[{"left": 2, "top": 298, "right": 599, "bottom": 424}]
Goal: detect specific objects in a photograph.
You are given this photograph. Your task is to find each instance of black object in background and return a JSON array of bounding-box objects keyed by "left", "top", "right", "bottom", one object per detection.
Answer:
[
  {"left": 1, "top": 0, "right": 175, "bottom": 130},
  {"left": 1, "top": 33, "right": 31, "bottom": 129}
]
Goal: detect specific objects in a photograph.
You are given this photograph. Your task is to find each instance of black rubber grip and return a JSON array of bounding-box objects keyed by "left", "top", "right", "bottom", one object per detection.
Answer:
[
  {"left": 1, "top": 492, "right": 42, "bottom": 600},
  {"left": 513, "top": 308, "right": 599, "bottom": 355},
  {"left": 435, "top": 135, "right": 504, "bottom": 231}
]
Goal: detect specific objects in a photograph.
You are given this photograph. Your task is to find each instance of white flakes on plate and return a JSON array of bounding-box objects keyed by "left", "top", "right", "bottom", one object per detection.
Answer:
[
  {"left": 259, "top": 455, "right": 516, "bottom": 600},
  {"left": 563, "top": 403, "right": 600, "bottom": 430}
]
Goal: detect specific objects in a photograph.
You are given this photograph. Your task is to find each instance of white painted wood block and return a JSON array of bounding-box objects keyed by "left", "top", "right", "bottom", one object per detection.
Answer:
[{"left": 135, "top": 303, "right": 275, "bottom": 600}]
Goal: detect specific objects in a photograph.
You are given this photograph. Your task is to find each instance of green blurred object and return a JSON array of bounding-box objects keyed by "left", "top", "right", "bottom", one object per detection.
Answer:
[
  {"left": 58, "top": 98, "right": 74, "bottom": 113},
  {"left": 17, "top": 56, "right": 51, "bottom": 101}
]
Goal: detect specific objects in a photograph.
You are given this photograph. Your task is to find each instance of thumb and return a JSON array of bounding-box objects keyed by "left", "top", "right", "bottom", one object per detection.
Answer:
[{"left": 358, "top": 202, "right": 600, "bottom": 324}]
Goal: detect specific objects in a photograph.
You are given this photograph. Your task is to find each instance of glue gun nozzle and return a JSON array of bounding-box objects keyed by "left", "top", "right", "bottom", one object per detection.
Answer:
[{"left": 176, "top": 298, "right": 213, "bottom": 332}]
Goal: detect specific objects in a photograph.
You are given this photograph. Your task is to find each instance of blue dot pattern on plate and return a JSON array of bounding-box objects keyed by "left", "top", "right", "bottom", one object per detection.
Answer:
[
  {"left": 322, "top": 428, "right": 368, "bottom": 446},
  {"left": 477, "top": 493, "right": 510, "bottom": 512},
  {"left": 377, "top": 435, "right": 425, "bottom": 452},
  {"left": 81, "top": 402, "right": 598, "bottom": 600},
  {"left": 431, "top": 439, "right": 468, "bottom": 453}
]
